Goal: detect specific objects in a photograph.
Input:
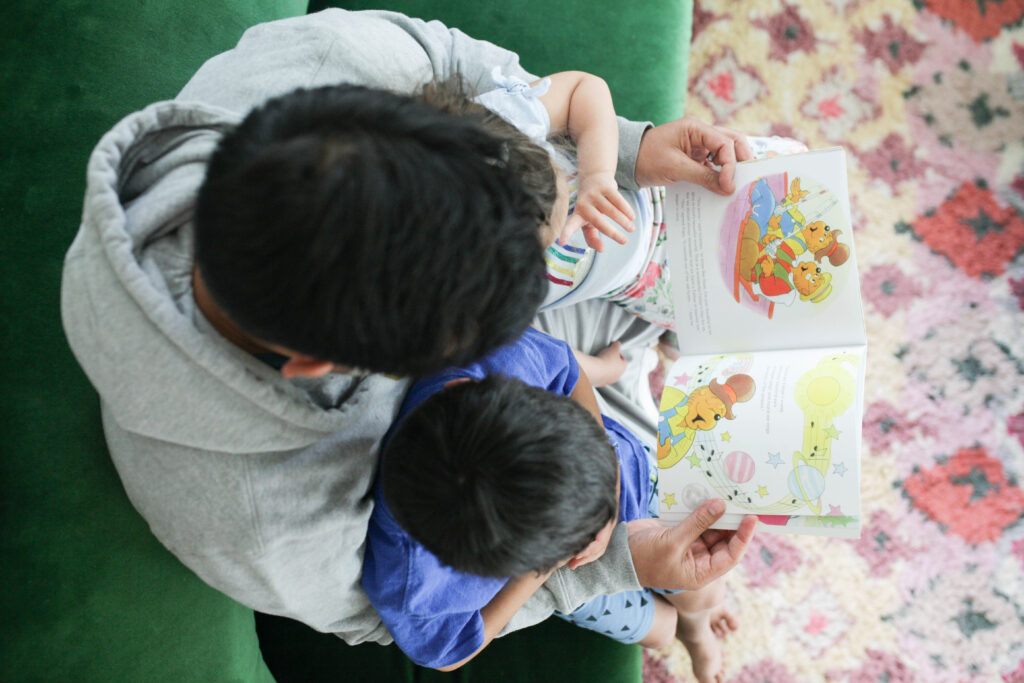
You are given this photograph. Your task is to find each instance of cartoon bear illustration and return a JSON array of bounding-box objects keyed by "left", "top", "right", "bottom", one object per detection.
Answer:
[
  {"left": 791, "top": 261, "right": 833, "bottom": 303},
  {"left": 657, "top": 374, "right": 756, "bottom": 468},
  {"left": 736, "top": 177, "right": 849, "bottom": 308}
]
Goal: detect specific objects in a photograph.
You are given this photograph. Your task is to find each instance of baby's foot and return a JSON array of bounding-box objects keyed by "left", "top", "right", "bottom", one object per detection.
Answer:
[
  {"left": 675, "top": 605, "right": 737, "bottom": 683},
  {"left": 708, "top": 603, "right": 739, "bottom": 640}
]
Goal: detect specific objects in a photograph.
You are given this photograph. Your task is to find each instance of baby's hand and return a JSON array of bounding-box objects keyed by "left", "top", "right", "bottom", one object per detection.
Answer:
[{"left": 559, "top": 171, "right": 635, "bottom": 252}]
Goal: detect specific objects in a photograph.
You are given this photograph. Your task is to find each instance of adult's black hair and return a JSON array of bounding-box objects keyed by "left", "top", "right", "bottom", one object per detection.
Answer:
[
  {"left": 194, "top": 84, "right": 548, "bottom": 376},
  {"left": 381, "top": 374, "right": 619, "bottom": 577},
  {"left": 415, "top": 78, "right": 560, "bottom": 230}
]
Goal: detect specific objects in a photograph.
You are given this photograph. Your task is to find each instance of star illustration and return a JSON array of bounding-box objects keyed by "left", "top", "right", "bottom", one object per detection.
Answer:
[
  {"left": 720, "top": 432, "right": 732, "bottom": 442},
  {"left": 766, "top": 452, "right": 783, "bottom": 468},
  {"left": 824, "top": 425, "right": 841, "bottom": 440},
  {"left": 662, "top": 493, "right": 678, "bottom": 510},
  {"left": 686, "top": 452, "right": 702, "bottom": 469},
  {"left": 828, "top": 504, "right": 843, "bottom": 516},
  {"left": 756, "top": 485, "right": 769, "bottom": 498},
  {"left": 833, "top": 462, "right": 848, "bottom": 477},
  {"left": 673, "top": 372, "right": 692, "bottom": 385}
]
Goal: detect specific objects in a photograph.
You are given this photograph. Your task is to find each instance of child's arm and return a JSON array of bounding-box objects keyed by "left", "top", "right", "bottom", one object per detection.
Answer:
[
  {"left": 568, "top": 357, "right": 605, "bottom": 425},
  {"left": 572, "top": 341, "right": 627, "bottom": 388},
  {"left": 536, "top": 72, "right": 636, "bottom": 251},
  {"left": 436, "top": 568, "right": 556, "bottom": 671}
]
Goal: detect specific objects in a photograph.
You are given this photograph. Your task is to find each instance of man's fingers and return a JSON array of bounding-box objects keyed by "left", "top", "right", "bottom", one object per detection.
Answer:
[
  {"left": 698, "top": 528, "right": 730, "bottom": 547},
  {"left": 669, "top": 499, "right": 726, "bottom": 547},
  {"left": 704, "top": 135, "right": 740, "bottom": 195},
  {"left": 686, "top": 119, "right": 748, "bottom": 195},
  {"left": 688, "top": 121, "right": 734, "bottom": 166},
  {"left": 694, "top": 164, "right": 730, "bottom": 196},
  {"left": 717, "top": 161, "right": 737, "bottom": 195},
  {"left": 711, "top": 124, "right": 753, "bottom": 162},
  {"left": 707, "top": 132, "right": 737, "bottom": 169},
  {"left": 728, "top": 515, "right": 757, "bottom": 558},
  {"left": 706, "top": 517, "right": 757, "bottom": 577},
  {"left": 731, "top": 130, "right": 754, "bottom": 162}
]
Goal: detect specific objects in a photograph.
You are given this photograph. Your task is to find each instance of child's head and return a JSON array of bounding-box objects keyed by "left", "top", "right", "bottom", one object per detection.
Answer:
[
  {"left": 194, "top": 83, "right": 550, "bottom": 377},
  {"left": 415, "top": 79, "right": 570, "bottom": 248},
  {"left": 381, "top": 374, "right": 619, "bottom": 577}
]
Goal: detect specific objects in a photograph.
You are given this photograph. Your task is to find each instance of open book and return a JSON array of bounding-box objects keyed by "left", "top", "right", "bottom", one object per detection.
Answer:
[{"left": 658, "top": 148, "right": 864, "bottom": 538}]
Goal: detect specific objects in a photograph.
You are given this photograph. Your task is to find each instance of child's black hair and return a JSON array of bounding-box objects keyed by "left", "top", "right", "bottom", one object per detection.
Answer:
[
  {"left": 381, "top": 374, "right": 619, "bottom": 577},
  {"left": 194, "top": 83, "right": 548, "bottom": 376}
]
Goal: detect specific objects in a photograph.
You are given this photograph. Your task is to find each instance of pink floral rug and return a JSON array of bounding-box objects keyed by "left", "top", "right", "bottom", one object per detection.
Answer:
[{"left": 645, "top": 2, "right": 1024, "bottom": 681}]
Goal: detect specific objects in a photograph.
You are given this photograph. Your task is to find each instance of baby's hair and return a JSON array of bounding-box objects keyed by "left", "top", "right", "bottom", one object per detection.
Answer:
[
  {"left": 415, "top": 77, "right": 560, "bottom": 232},
  {"left": 381, "top": 374, "right": 619, "bottom": 577}
]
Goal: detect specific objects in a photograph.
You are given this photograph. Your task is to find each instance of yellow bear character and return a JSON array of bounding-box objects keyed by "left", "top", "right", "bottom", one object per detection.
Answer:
[{"left": 657, "top": 374, "right": 756, "bottom": 468}]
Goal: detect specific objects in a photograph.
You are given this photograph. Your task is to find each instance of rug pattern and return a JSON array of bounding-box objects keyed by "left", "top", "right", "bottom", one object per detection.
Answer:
[{"left": 645, "top": 1, "right": 1024, "bottom": 681}]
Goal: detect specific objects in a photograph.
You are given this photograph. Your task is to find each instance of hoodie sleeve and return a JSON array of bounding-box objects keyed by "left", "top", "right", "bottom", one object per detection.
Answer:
[
  {"left": 177, "top": 9, "right": 649, "bottom": 189},
  {"left": 500, "top": 523, "right": 641, "bottom": 635}
]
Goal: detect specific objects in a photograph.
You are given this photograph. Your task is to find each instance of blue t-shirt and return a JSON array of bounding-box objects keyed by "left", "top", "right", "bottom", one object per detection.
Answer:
[{"left": 362, "top": 328, "right": 651, "bottom": 668}]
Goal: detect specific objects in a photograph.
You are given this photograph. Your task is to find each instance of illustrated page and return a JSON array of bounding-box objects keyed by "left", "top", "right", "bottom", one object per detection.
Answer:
[
  {"left": 656, "top": 347, "right": 865, "bottom": 538},
  {"left": 664, "top": 148, "right": 866, "bottom": 356}
]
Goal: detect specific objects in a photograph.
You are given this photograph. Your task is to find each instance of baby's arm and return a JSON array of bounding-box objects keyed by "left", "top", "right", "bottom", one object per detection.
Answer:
[
  {"left": 536, "top": 72, "right": 635, "bottom": 251},
  {"left": 436, "top": 568, "right": 555, "bottom": 671}
]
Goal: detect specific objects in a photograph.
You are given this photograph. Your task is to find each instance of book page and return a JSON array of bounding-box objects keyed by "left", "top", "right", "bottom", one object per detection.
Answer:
[
  {"left": 655, "top": 346, "right": 865, "bottom": 538},
  {"left": 664, "top": 148, "right": 866, "bottom": 355}
]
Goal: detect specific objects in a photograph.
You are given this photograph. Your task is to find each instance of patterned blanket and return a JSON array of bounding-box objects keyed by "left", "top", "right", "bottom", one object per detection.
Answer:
[{"left": 645, "top": 2, "right": 1024, "bottom": 681}]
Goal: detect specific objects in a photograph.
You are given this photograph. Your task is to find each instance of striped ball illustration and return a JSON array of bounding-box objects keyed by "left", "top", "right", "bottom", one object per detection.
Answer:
[{"left": 724, "top": 451, "right": 755, "bottom": 483}]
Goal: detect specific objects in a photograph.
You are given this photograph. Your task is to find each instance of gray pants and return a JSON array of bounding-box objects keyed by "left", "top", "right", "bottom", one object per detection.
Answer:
[{"left": 534, "top": 300, "right": 662, "bottom": 448}]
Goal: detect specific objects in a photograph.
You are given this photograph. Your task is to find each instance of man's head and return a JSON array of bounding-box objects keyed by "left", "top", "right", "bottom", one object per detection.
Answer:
[
  {"left": 194, "top": 84, "right": 549, "bottom": 377},
  {"left": 381, "top": 374, "right": 619, "bottom": 577}
]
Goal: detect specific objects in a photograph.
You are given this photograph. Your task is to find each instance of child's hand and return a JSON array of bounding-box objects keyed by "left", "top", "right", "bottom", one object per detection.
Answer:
[{"left": 559, "top": 172, "right": 635, "bottom": 252}]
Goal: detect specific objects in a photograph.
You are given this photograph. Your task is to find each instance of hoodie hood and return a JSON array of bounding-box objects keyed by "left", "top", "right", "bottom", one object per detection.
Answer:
[{"left": 62, "top": 100, "right": 404, "bottom": 454}]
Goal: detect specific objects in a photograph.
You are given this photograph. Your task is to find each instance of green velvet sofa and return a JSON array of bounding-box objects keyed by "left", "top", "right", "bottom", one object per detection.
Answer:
[{"left": 1, "top": 1, "right": 691, "bottom": 680}]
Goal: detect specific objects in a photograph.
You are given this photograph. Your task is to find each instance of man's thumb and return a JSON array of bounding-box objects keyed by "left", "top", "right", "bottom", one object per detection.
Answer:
[
  {"left": 696, "top": 165, "right": 728, "bottom": 195},
  {"left": 671, "top": 499, "right": 726, "bottom": 544}
]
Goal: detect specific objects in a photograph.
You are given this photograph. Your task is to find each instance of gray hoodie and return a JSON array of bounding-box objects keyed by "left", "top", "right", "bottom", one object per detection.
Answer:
[{"left": 61, "top": 9, "right": 647, "bottom": 644}]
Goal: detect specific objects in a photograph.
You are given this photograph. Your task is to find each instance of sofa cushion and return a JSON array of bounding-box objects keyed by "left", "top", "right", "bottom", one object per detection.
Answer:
[
  {"left": 1, "top": 2, "right": 304, "bottom": 681},
  {"left": 310, "top": 0, "right": 693, "bottom": 124}
]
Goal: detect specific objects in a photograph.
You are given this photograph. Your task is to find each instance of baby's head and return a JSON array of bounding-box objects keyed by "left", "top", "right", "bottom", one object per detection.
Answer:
[
  {"left": 415, "top": 79, "right": 569, "bottom": 248},
  {"left": 380, "top": 374, "right": 619, "bottom": 577}
]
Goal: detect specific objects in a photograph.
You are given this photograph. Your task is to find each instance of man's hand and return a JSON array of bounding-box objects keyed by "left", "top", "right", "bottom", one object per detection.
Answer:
[
  {"left": 634, "top": 117, "right": 754, "bottom": 194},
  {"left": 560, "top": 171, "right": 636, "bottom": 252},
  {"left": 627, "top": 499, "right": 756, "bottom": 591}
]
